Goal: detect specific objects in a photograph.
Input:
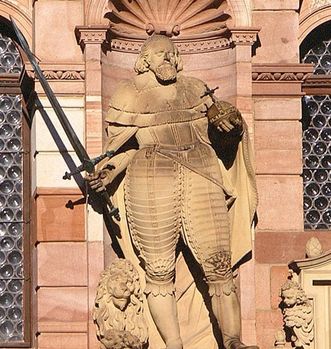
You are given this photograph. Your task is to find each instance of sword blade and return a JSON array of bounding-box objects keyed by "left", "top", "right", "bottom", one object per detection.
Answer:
[
  {"left": 11, "top": 18, "right": 120, "bottom": 221},
  {"left": 10, "top": 17, "right": 89, "bottom": 163}
]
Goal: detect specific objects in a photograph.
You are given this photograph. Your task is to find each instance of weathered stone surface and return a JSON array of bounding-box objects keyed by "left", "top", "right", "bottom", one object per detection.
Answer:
[
  {"left": 255, "top": 263, "right": 271, "bottom": 310},
  {"left": 255, "top": 231, "right": 331, "bottom": 263},
  {"left": 37, "top": 287, "right": 88, "bottom": 332},
  {"left": 252, "top": 11, "right": 299, "bottom": 63},
  {"left": 254, "top": 98, "right": 301, "bottom": 120},
  {"left": 255, "top": 120, "right": 302, "bottom": 174},
  {"left": 37, "top": 242, "right": 87, "bottom": 286},
  {"left": 34, "top": 0, "right": 84, "bottom": 62},
  {"left": 36, "top": 190, "right": 85, "bottom": 242},
  {"left": 256, "top": 175, "right": 303, "bottom": 232},
  {"left": 253, "top": 0, "right": 300, "bottom": 10},
  {"left": 38, "top": 333, "right": 87, "bottom": 349}
]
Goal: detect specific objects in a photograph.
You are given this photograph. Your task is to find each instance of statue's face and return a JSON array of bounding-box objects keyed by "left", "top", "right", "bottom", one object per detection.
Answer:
[
  {"left": 148, "top": 39, "right": 177, "bottom": 83},
  {"left": 282, "top": 289, "right": 297, "bottom": 307},
  {"left": 107, "top": 275, "right": 132, "bottom": 311}
]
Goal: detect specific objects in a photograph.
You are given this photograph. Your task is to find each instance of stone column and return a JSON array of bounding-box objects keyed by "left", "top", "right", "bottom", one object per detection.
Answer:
[
  {"left": 76, "top": 26, "right": 107, "bottom": 157},
  {"left": 75, "top": 25, "right": 108, "bottom": 349},
  {"left": 231, "top": 28, "right": 260, "bottom": 134},
  {"left": 229, "top": 27, "right": 260, "bottom": 345}
]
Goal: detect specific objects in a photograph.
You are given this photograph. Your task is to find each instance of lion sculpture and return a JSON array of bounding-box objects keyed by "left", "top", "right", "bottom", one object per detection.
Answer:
[
  {"left": 93, "top": 259, "right": 148, "bottom": 349},
  {"left": 280, "top": 280, "right": 314, "bottom": 349}
]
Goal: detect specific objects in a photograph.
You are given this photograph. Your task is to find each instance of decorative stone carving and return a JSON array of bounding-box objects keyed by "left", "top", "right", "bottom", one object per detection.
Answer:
[
  {"left": 100, "top": 1, "right": 259, "bottom": 54},
  {"left": 311, "top": 0, "right": 331, "bottom": 9},
  {"left": 75, "top": 26, "right": 107, "bottom": 47},
  {"left": 46, "top": 70, "right": 84, "bottom": 80},
  {"left": 252, "top": 63, "right": 313, "bottom": 97},
  {"left": 288, "top": 243, "right": 331, "bottom": 349},
  {"left": 27, "top": 70, "right": 85, "bottom": 81},
  {"left": 87, "top": 34, "right": 258, "bottom": 349},
  {"left": 230, "top": 28, "right": 259, "bottom": 46},
  {"left": 305, "top": 237, "right": 323, "bottom": 258},
  {"left": 110, "top": 35, "right": 232, "bottom": 53},
  {"left": 93, "top": 259, "right": 148, "bottom": 349},
  {"left": 280, "top": 279, "right": 314, "bottom": 349},
  {"left": 106, "top": 0, "right": 231, "bottom": 39},
  {"left": 252, "top": 71, "right": 311, "bottom": 82}
]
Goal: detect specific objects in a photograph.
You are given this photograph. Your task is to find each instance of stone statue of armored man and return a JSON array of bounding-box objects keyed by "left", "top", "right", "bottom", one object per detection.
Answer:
[{"left": 87, "top": 34, "right": 258, "bottom": 349}]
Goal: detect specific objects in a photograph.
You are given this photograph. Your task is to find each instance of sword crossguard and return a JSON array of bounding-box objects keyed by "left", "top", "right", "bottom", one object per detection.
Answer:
[
  {"left": 201, "top": 86, "right": 219, "bottom": 100},
  {"left": 63, "top": 150, "right": 115, "bottom": 179}
]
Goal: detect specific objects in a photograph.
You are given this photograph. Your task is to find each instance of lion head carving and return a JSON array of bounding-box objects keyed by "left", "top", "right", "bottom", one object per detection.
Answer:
[{"left": 93, "top": 259, "right": 148, "bottom": 349}]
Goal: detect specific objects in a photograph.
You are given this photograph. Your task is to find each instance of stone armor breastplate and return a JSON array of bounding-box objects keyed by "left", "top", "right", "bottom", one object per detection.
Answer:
[{"left": 135, "top": 120, "right": 202, "bottom": 149}]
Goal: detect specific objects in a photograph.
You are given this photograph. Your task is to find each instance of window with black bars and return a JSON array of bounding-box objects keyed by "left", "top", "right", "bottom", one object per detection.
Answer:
[
  {"left": 0, "top": 31, "right": 30, "bottom": 347},
  {"left": 302, "top": 26, "right": 331, "bottom": 230}
]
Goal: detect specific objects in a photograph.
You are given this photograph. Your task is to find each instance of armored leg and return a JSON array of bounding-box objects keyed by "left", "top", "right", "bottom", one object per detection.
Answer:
[
  {"left": 205, "top": 253, "right": 258, "bottom": 349},
  {"left": 144, "top": 260, "right": 183, "bottom": 349},
  {"left": 181, "top": 149, "right": 259, "bottom": 349},
  {"left": 125, "top": 150, "right": 183, "bottom": 349},
  {"left": 146, "top": 280, "right": 183, "bottom": 349}
]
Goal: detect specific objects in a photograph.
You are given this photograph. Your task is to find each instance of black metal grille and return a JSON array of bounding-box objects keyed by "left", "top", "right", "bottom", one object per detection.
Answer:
[
  {"left": 0, "top": 33, "right": 24, "bottom": 342},
  {"left": 303, "top": 39, "right": 331, "bottom": 75},
  {"left": 302, "top": 38, "right": 331, "bottom": 229}
]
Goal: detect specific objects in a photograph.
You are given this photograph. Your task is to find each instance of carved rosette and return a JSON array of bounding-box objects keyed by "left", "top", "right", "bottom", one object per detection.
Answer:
[{"left": 104, "top": 0, "right": 241, "bottom": 53}]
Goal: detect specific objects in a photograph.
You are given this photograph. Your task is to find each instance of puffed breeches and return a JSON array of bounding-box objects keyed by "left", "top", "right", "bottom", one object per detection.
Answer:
[{"left": 124, "top": 144, "right": 232, "bottom": 295}]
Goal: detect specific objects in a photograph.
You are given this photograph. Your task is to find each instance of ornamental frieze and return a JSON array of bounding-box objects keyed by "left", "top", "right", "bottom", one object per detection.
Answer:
[
  {"left": 252, "top": 64, "right": 313, "bottom": 97},
  {"left": 27, "top": 70, "right": 85, "bottom": 81}
]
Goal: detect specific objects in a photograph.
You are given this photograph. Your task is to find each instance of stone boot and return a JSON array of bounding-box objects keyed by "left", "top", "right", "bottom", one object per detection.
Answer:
[{"left": 209, "top": 281, "right": 259, "bottom": 349}]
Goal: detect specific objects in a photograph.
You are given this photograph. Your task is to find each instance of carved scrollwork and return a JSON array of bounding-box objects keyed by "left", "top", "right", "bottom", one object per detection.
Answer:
[
  {"left": 28, "top": 70, "right": 85, "bottom": 80},
  {"left": 252, "top": 71, "right": 311, "bottom": 82},
  {"left": 106, "top": 0, "right": 231, "bottom": 39}
]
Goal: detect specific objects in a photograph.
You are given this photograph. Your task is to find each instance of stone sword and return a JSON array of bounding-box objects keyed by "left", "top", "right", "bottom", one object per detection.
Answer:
[{"left": 10, "top": 17, "right": 120, "bottom": 221}]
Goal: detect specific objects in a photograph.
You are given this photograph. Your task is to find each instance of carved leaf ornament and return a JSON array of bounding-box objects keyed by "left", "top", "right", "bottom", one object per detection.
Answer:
[{"left": 106, "top": 0, "right": 231, "bottom": 39}]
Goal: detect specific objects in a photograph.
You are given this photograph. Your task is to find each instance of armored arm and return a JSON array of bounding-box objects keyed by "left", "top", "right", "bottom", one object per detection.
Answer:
[{"left": 87, "top": 124, "right": 138, "bottom": 192}]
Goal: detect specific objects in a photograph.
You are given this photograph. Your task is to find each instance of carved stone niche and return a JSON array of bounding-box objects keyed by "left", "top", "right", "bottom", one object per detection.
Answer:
[
  {"left": 101, "top": 0, "right": 259, "bottom": 122},
  {"left": 288, "top": 238, "right": 331, "bottom": 349},
  {"left": 105, "top": 0, "right": 232, "bottom": 52}
]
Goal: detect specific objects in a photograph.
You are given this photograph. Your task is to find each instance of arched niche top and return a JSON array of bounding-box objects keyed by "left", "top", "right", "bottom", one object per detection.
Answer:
[
  {"left": 0, "top": 2, "right": 32, "bottom": 46},
  {"left": 86, "top": 0, "right": 251, "bottom": 31},
  {"left": 230, "top": 0, "right": 251, "bottom": 26},
  {"left": 299, "top": 5, "right": 331, "bottom": 44}
]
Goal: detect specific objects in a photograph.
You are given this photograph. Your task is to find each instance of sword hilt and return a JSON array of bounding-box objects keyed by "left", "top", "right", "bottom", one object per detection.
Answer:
[
  {"left": 63, "top": 151, "right": 115, "bottom": 179},
  {"left": 100, "top": 191, "right": 120, "bottom": 221}
]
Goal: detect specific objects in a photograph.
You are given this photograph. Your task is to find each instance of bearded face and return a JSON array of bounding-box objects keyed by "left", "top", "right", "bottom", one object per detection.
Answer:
[
  {"left": 154, "top": 61, "right": 177, "bottom": 82},
  {"left": 147, "top": 39, "right": 178, "bottom": 83}
]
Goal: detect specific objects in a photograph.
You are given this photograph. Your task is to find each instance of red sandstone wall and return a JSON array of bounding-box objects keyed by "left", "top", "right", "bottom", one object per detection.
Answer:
[{"left": 2, "top": 0, "right": 331, "bottom": 348}]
